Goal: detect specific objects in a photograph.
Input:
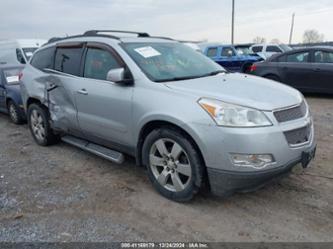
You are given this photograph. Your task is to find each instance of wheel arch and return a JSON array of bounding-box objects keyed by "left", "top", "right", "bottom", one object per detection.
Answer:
[{"left": 136, "top": 120, "right": 207, "bottom": 171}]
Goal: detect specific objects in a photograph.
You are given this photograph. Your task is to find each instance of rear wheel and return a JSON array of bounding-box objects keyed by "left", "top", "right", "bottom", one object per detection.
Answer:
[
  {"left": 142, "top": 128, "right": 204, "bottom": 202},
  {"left": 7, "top": 100, "right": 25, "bottom": 124},
  {"left": 27, "top": 103, "right": 59, "bottom": 146}
]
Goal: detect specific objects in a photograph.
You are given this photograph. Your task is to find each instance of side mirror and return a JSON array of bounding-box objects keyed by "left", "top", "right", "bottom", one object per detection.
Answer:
[{"left": 107, "top": 68, "right": 125, "bottom": 83}]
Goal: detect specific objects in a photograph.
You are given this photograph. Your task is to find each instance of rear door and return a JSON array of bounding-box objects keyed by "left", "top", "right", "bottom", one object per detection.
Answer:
[
  {"left": 220, "top": 46, "right": 239, "bottom": 71},
  {"left": 277, "top": 50, "right": 313, "bottom": 90},
  {"left": 310, "top": 49, "right": 333, "bottom": 93},
  {"left": 75, "top": 42, "right": 133, "bottom": 147}
]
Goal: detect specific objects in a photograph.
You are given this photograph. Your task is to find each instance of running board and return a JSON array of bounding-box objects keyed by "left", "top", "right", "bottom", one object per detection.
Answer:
[{"left": 61, "top": 135, "right": 125, "bottom": 164}]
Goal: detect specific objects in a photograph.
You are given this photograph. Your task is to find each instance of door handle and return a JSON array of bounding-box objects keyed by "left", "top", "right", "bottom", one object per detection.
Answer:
[{"left": 77, "top": 89, "right": 88, "bottom": 95}]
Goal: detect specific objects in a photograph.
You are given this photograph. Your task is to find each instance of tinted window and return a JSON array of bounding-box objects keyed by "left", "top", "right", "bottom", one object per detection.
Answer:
[
  {"left": 207, "top": 47, "right": 217, "bottom": 57},
  {"left": 16, "top": 49, "right": 26, "bottom": 64},
  {"left": 84, "top": 48, "right": 120, "bottom": 80},
  {"left": 31, "top": 47, "right": 55, "bottom": 71},
  {"left": 286, "top": 52, "right": 309, "bottom": 63},
  {"left": 221, "top": 47, "right": 236, "bottom": 56},
  {"left": 251, "top": 46, "right": 263, "bottom": 53},
  {"left": 314, "top": 51, "right": 333, "bottom": 63},
  {"left": 54, "top": 47, "right": 83, "bottom": 76},
  {"left": 266, "top": 46, "right": 282, "bottom": 53}
]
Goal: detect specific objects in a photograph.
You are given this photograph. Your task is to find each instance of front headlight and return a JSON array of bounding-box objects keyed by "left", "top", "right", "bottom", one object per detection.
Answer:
[{"left": 199, "top": 98, "right": 272, "bottom": 127}]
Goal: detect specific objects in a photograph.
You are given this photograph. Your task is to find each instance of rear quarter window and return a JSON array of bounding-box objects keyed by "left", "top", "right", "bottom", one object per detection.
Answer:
[
  {"left": 54, "top": 47, "right": 83, "bottom": 76},
  {"left": 31, "top": 47, "right": 55, "bottom": 71}
]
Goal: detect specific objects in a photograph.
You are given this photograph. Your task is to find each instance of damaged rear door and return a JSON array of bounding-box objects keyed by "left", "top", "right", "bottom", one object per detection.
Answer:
[{"left": 75, "top": 42, "right": 133, "bottom": 148}]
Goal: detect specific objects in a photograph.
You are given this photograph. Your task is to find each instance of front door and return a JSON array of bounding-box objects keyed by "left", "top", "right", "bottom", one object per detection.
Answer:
[
  {"left": 75, "top": 43, "right": 133, "bottom": 147},
  {"left": 310, "top": 49, "right": 333, "bottom": 93}
]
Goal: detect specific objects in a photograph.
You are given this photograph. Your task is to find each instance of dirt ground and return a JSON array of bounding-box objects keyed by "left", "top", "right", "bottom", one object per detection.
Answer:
[{"left": 0, "top": 95, "right": 332, "bottom": 242}]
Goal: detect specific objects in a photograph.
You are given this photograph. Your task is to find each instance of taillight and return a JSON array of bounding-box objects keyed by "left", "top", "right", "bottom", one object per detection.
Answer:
[
  {"left": 249, "top": 64, "right": 257, "bottom": 72},
  {"left": 18, "top": 72, "right": 23, "bottom": 81}
]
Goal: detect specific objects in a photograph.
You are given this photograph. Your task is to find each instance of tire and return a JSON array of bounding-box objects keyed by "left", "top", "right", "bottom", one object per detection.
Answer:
[
  {"left": 142, "top": 128, "right": 204, "bottom": 202},
  {"left": 7, "top": 100, "right": 25, "bottom": 124},
  {"left": 27, "top": 103, "right": 59, "bottom": 146},
  {"left": 265, "top": 74, "right": 281, "bottom": 82}
]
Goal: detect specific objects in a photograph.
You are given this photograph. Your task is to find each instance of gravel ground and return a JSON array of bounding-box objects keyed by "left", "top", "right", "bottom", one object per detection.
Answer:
[{"left": 0, "top": 95, "right": 332, "bottom": 242}]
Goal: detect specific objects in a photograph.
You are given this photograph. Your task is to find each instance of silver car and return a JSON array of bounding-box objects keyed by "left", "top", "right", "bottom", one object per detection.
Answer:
[{"left": 20, "top": 30, "right": 316, "bottom": 201}]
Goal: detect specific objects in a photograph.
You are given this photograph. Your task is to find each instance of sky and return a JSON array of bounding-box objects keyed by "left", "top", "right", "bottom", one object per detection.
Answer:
[{"left": 0, "top": 0, "right": 332, "bottom": 44}]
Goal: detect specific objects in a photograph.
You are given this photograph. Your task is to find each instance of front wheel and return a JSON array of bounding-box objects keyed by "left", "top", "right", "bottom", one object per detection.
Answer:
[
  {"left": 27, "top": 103, "right": 59, "bottom": 146},
  {"left": 142, "top": 128, "right": 204, "bottom": 202}
]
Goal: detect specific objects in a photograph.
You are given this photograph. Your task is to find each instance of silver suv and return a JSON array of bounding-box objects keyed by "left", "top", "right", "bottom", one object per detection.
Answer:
[{"left": 20, "top": 30, "right": 316, "bottom": 201}]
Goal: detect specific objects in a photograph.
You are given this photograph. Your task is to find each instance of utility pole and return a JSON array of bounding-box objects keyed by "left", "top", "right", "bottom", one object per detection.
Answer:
[
  {"left": 289, "top": 13, "right": 295, "bottom": 44},
  {"left": 231, "top": 0, "right": 235, "bottom": 44}
]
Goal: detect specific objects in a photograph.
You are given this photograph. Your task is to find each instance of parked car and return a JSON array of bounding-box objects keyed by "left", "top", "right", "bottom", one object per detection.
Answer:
[
  {"left": 21, "top": 30, "right": 316, "bottom": 201},
  {"left": 0, "top": 39, "right": 46, "bottom": 65},
  {"left": 203, "top": 44, "right": 262, "bottom": 72},
  {"left": 249, "top": 47, "right": 333, "bottom": 94},
  {"left": 250, "top": 43, "right": 292, "bottom": 60},
  {"left": 0, "top": 65, "right": 26, "bottom": 124}
]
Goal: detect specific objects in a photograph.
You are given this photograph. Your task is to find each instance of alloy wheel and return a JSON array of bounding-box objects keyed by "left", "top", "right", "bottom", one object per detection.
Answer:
[
  {"left": 149, "top": 138, "right": 192, "bottom": 192},
  {"left": 30, "top": 109, "right": 46, "bottom": 142}
]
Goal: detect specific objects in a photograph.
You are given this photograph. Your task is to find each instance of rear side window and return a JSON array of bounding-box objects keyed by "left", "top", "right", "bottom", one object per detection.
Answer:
[
  {"left": 314, "top": 51, "right": 333, "bottom": 63},
  {"left": 84, "top": 48, "right": 120, "bottom": 80},
  {"left": 31, "top": 47, "right": 55, "bottom": 71},
  {"left": 207, "top": 47, "right": 217, "bottom": 57},
  {"left": 221, "top": 47, "right": 236, "bottom": 56},
  {"left": 266, "top": 46, "right": 282, "bottom": 53},
  {"left": 54, "top": 47, "right": 83, "bottom": 76},
  {"left": 251, "top": 46, "right": 263, "bottom": 53},
  {"left": 286, "top": 52, "right": 309, "bottom": 63}
]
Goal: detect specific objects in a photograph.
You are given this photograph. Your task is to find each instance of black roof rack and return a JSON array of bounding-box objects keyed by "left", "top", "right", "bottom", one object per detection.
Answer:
[{"left": 84, "top": 30, "right": 150, "bottom": 38}]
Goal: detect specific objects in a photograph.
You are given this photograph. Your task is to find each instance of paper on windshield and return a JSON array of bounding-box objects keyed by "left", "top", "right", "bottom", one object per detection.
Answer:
[
  {"left": 134, "top": 46, "right": 161, "bottom": 58},
  {"left": 6, "top": 76, "right": 19, "bottom": 83}
]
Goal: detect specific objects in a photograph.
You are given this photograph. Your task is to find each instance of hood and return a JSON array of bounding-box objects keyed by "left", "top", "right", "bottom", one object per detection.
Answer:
[{"left": 165, "top": 73, "right": 302, "bottom": 111}]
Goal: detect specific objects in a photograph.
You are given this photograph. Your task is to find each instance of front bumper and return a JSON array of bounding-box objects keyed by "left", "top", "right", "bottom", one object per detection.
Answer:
[
  {"left": 207, "top": 142, "right": 316, "bottom": 196},
  {"left": 188, "top": 107, "right": 316, "bottom": 196}
]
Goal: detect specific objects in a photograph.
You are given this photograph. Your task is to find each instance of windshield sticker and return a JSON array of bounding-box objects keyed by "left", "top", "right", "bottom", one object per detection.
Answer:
[
  {"left": 6, "top": 76, "right": 19, "bottom": 83},
  {"left": 134, "top": 46, "right": 161, "bottom": 58}
]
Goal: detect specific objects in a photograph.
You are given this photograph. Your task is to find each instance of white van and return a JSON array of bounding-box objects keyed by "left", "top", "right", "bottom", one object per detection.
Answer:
[{"left": 0, "top": 39, "right": 47, "bottom": 65}]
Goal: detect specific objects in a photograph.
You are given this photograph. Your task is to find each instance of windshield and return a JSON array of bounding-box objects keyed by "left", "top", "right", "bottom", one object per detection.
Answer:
[
  {"left": 122, "top": 42, "right": 225, "bottom": 82},
  {"left": 4, "top": 68, "right": 22, "bottom": 85},
  {"left": 22, "top": 47, "right": 38, "bottom": 60},
  {"left": 279, "top": 44, "right": 292, "bottom": 52}
]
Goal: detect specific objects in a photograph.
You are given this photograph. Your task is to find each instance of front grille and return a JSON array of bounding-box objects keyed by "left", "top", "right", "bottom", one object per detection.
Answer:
[
  {"left": 274, "top": 101, "right": 307, "bottom": 123},
  {"left": 284, "top": 124, "right": 311, "bottom": 146}
]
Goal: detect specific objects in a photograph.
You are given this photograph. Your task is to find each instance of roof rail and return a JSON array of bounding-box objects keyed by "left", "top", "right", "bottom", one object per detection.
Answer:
[{"left": 84, "top": 30, "right": 150, "bottom": 38}]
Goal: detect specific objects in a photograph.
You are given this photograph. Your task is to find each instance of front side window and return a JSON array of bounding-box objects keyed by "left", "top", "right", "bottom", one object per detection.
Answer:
[
  {"left": 31, "top": 47, "right": 55, "bottom": 71},
  {"left": 54, "top": 47, "right": 83, "bottom": 76},
  {"left": 251, "top": 46, "right": 263, "bottom": 53},
  {"left": 122, "top": 42, "right": 224, "bottom": 82},
  {"left": 207, "top": 47, "right": 218, "bottom": 57},
  {"left": 286, "top": 52, "right": 309, "bottom": 63},
  {"left": 314, "top": 50, "right": 333, "bottom": 63},
  {"left": 84, "top": 48, "right": 121, "bottom": 80},
  {"left": 221, "top": 47, "right": 236, "bottom": 57},
  {"left": 266, "top": 46, "right": 282, "bottom": 53}
]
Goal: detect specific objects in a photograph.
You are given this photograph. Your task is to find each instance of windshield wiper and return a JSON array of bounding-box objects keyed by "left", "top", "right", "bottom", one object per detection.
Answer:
[{"left": 155, "top": 70, "right": 226, "bottom": 83}]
